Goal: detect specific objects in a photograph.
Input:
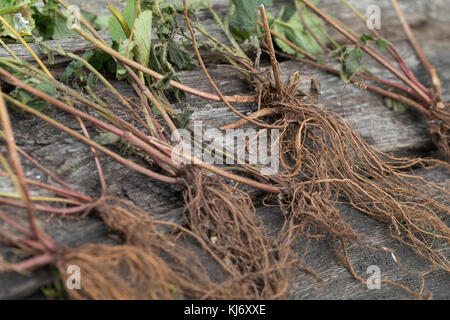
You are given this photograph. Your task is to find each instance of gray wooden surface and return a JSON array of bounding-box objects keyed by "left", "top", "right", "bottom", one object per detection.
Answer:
[{"left": 0, "top": 0, "right": 449, "bottom": 300}]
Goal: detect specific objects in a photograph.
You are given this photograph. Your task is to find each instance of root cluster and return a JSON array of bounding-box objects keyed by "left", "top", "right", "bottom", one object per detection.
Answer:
[
  {"left": 256, "top": 75, "right": 450, "bottom": 282},
  {"left": 182, "top": 167, "right": 296, "bottom": 299}
]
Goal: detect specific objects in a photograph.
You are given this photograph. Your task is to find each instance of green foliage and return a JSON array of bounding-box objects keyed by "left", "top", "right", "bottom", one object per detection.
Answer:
[
  {"left": 10, "top": 76, "right": 57, "bottom": 111},
  {"left": 359, "top": 33, "right": 374, "bottom": 43},
  {"left": 228, "top": 0, "right": 272, "bottom": 39},
  {"left": 376, "top": 38, "right": 388, "bottom": 52},
  {"left": 0, "top": 0, "right": 36, "bottom": 38},
  {"left": 174, "top": 104, "right": 193, "bottom": 129},
  {"left": 0, "top": 0, "right": 105, "bottom": 41},
  {"left": 116, "top": 38, "right": 136, "bottom": 80},
  {"left": 60, "top": 49, "right": 115, "bottom": 95},
  {"left": 384, "top": 97, "right": 409, "bottom": 114},
  {"left": 272, "top": 4, "right": 328, "bottom": 58},
  {"left": 333, "top": 47, "right": 364, "bottom": 83},
  {"left": 108, "top": 0, "right": 137, "bottom": 43},
  {"left": 133, "top": 10, "right": 152, "bottom": 67},
  {"left": 31, "top": 0, "right": 77, "bottom": 40},
  {"left": 40, "top": 269, "right": 67, "bottom": 300}
]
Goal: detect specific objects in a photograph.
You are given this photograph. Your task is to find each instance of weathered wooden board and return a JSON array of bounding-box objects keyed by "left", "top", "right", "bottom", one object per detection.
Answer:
[{"left": 0, "top": 0, "right": 449, "bottom": 300}]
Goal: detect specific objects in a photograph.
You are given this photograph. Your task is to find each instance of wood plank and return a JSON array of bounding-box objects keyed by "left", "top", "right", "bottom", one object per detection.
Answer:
[{"left": 0, "top": 0, "right": 449, "bottom": 300}]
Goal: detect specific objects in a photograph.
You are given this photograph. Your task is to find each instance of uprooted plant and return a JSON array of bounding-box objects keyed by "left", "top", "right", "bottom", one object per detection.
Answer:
[
  {"left": 0, "top": 0, "right": 298, "bottom": 299},
  {"left": 0, "top": 0, "right": 448, "bottom": 300},
  {"left": 260, "top": 0, "right": 449, "bottom": 159},
  {"left": 182, "top": 1, "right": 450, "bottom": 297}
]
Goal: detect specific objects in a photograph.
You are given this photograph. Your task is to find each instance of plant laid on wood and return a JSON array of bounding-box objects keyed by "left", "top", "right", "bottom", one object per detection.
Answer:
[
  {"left": 0, "top": 0, "right": 448, "bottom": 300},
  {"left": 261, "top": 0, "right": 449, "bottom": 160},
  {"left": 0, "top": 0, "right": 296, "bottom": 300},
  {"left": 186, "top": 1, "right": 450, "bottom": 298}
]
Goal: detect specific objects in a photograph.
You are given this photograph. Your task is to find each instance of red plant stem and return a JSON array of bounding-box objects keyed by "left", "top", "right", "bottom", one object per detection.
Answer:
[
  {"left": 18, "top": 238, "right": 47, "bottom": 252},
  {"left": 0, "top": 171, "right": 93, "bottom": 203},
  {"left": 130, "top": 81, "right": 169, "bottom": 144},
  {"left": 0, "top": 69, "right": 181, "bottom": 175},
  {"left": 359, "top": 72, "right": 425, "bottom": 102},
  {"left": 11, "top": 254, "right": 55, "bottom": 272},
  {"left": 293, "top": 56, "right": 433, "bottom": 119},
  {"left": 76, "top": 117, "right": 107, "bottom": 198},
  {"left": 386, "top": 46, "right": 431, "bottom": 98},
  {"left": 0, "top": 230, "right": 46, "bottom": 253},
  {"left": 339, "top": 2, "right": 432, "bottom": 99},
  {"left": 15, "top": 147, "right": 73, "bottom": 191},
  {"left": 3, "top": 94, "right": 180, "bottom": 185},
  {"left": 0, "top": 91, "right": 57, "bottom": 253},
  {"left": 0, "top": 197, "right": 94, "bottom": 215},
  {"left": 390, "top": 0, "right": 441, "bottom": 98},
  {"left": 299, "top": 0, "right": 432, "bottom": 106},
  {"left": 73, "top": 27, "right": 258, "bottom": 104},
  {"left": 0, "top": 210, "right": 34, "bottom": 238}
]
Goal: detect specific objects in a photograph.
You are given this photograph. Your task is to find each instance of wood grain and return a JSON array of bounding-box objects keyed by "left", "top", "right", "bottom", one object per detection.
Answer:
[{"left": 0, "top": 0, "right": 449, "bottom": 300}]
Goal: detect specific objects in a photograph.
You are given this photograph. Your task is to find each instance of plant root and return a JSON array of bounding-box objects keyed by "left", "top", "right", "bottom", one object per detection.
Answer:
[
  {"left": 182, "top": 166, "right": 296, "bottom": 299},
  {"left": 248, "top": 72, "right": 450, "bottom": 296},
  {"left": 429, "top": 105, "right": 450, "bottom": 160}
]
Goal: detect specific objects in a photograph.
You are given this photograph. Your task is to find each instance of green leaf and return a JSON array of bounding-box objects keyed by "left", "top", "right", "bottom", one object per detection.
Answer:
[
  {"left": 229, "top": 0, "right": 273, "bottom": 38},
  {"left": 272, "top": 5, "right": 327, "bottom": 57},
  {"left": 133, "top": 10, "right": 152, "bottom": 67},
  {"left": 384, "top": 97, "right": 409, "bottom": 114},
  {"left": 108, "top": 0, "right": 137, "bottom": 43},
  {"left": 359, "top": 33, "right": 374, "bottom": 43},
  {"left": 174, "top": 105, "right": 193, "bottom": 129},
  {"left": 344, "top": 48, "right": 363, "bottom": 74},
  {"left": 60, "top": 50, "right": 95, "bottom": 84},
  {"left": 0, "top": 1, "right": 35, "bottom": 38},
  {"left": 116, "top": 38, "right": 136, "bottom": 80},
  {"left": 94, "top": 14, "right": 111, "bottom": 30},
  {"left": 376, "top": 38, "right": 387, "bottom": 52},
  {"left": 11, "top": 77, "right": 57, "bottom": 111},
  {"left": 339, "top": 47, "right": 364, "bottom": 82},
  {"left": 167, "top": 41, "right": 196, "bottom": 70}
]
